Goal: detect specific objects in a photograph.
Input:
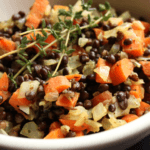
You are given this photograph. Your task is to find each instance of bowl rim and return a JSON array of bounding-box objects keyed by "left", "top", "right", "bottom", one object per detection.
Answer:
[{"left": 0, "top": 112, "right": 150, "bottom": 150}]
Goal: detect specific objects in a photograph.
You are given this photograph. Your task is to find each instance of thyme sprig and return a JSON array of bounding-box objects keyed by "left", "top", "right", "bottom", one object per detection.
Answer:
[{"left": 1, "top": 0, "right": 112, "bottom": 83}]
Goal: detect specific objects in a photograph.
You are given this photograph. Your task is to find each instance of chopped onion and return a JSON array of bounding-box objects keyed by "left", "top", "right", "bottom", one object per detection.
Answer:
[
  {"left": 130, "top": 59, "right": 141, "bottom": 68},
  {"left": 18, "top": 80, "right": 40, "bottom": 99},
  {"left": 119, "top": 11, "right": 131, "bottom": 21},
  {"left": 132, "top": 21, "right": 145, "bottom": 30},
  {"left": 43, "top": 59, "right": 58, "bottom": 66},
  {"left": 20, "top": 122, "right": 44, "bottom": 139},
  {"left": 108, "top": 18, "right": 123, "bottom": 26},
  {"left": 110, "top": 8, "right": 117, "bottom": 17},
  {"left": 71, "top": 68, "right": 80, "bottom": 75},
  {"left": 120, "top": 52, "right": 128, "bottom": 59},
  {"left": 85, "top": 120, "right": 102, "bottom": 133},
  {"left": 74, "top": 112, "right": 88, "bottom": 127},
  {"left": 109, "top": 43, "right": 120, "bottom": 54},
  {"left": 102, "top": 117, "right": 126, "bottom": 130},
  {"left": 19, "top": 106, "right": 30, "bottom": 115},
  {"left": 44, "top": 5, "right": 51, "bottom": 16},
  {"left": 0, "top": 129, "right": 8, "bottom": 135},
  {"left": 61, "top": 125, "right": 70, "bottom": 136},
  {"left": 92, "top": 103, "right": 107, "bottom": 122},
  {"left": 83, "top": 60, "right": 95, "bottom": 76},
  {"left": 68, "top": 55, "right": 82, "bottom": 69},
  {"left": 86, "top": 46, "right": 92, "bottom": 52},
  {"left": 136, "top": 56, "right": 150, "bottom": 61},
  {"left": 94, "top": 66, "right": 111, "bottom": 82},
  {"left": 78, "top": 38, "right": 89, "bottom": 47},
  {"left": 104, "top": 23, "right": 132, "bottom": 39},
  {"left": 131, "top": 79, "right": 144, "bottom": 85},
  {"left": 44, "top": 90, "right": 59, "bottom": 102}
]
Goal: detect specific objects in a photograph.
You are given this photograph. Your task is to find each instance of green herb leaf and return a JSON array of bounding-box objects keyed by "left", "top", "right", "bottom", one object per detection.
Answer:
[
  {"left": 94, "top": 16, "right": 99, "bottom": 20},
  {"left": 42, "top": 20, "right": 46, "bottom": 28},
  {"left": 27, "top": 27, "right": 31, "bottom": 31},
  {"left": 105, "top": 1, "right": 111, "bottom": 10},
  {"left": 65, "top": 20, "right": 73, "bottom": 29},
  {"left": 99, "top": 4, "right": 106, "bottom": 12},
  {"left": 103, "top": 12, "right": 112, "bottom": 21},
  {"left": 27, "top": 65, "right": 32, "bottom": 74},
  {"left": 66, "top": 49, "right": 75, "bottom": 54},
  {"left": 42, "top": 30, "right": 48, "bottom": 38},
  {"left": 16, "top": 60, "right": 26, "bottom": 66},
  {"left": 88, "top": 14, "right": 91, "bottom": 23},
  {"left": 76, "top": 24, "right": 81, "bottom": 35},
  {"left": 82, "top": 0, "right": 93, "bottom": 11},
  {"left": 58, "top": 9, "right": 71, "bottom": 17},
  {"left": 52, "top": 49, "right": 61, "bottom": 53},
  {"left": 47, "top": 71, "right": 52, "bottom": 78},
  {"left": 74, "top": 11, "right": 83, "bottom": 19}
]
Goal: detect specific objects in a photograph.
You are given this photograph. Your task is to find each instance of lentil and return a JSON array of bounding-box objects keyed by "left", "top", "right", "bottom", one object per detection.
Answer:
[
  {"left": 117, "top": 91, "right": 126, "bottom": 102},
  {"left": 124, "top": 38, "right": 133, "bottom": 45},
  {"left": 98, "top": 84, "right": 109, "bottom": 93},
  {"left": 109, "top": 104, "right": 116, "bottom": 112}
]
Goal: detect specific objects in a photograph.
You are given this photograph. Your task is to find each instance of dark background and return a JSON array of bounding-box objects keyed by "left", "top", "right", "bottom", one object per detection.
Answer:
[{"left": 127, "top": 134, "right": 150, "bottom": 150}]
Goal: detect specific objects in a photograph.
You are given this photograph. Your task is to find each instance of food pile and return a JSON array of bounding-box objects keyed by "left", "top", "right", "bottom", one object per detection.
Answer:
[{"left": 0, "top": 0, "right": 150, "bottom": 139}]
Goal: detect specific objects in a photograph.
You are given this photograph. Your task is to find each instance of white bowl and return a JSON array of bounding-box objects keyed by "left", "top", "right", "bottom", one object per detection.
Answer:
[{"left": 0, "top": 0, "right": 150, "bottom": 150}]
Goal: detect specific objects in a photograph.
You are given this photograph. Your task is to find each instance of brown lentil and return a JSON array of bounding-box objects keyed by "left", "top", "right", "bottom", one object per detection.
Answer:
[
  {"left": 0, "top": 111, "right": 7, "bottom": 120},
  {"left": 66, "top": 131, "right": 76, "bottom": 138},
  {"left": 15, "top": 113, "right": 25, "bottom": 124},
  {"left": 144, "top": 49, "right": 150, "bottom": 56},
  {"left": 124, "top": 38, "right": 133, "bottom": 45},
  {"left": 109, "top": 104, "right": 116, "bottom": 112},
  {"left": 83, "top": 100, "right": 92, "bottom": 109},
  {"left": 25, "top": 91, "right": 37, "bottom": 101},
  {"left": 117, "top": 31, "right": 124, "bottom": 42},
  {"left": 98, "top": 84, "right": 109, "bottom": 93},
  {"left": 129, "top": 74, "right": 139, "bottom": 81},
  {"left": 106, "top": 54, "right": 116, "bottom": 64},
  {"left": 117, "top": 91, "right": 126, "bottom": 102},
  {"left": 119, "top": 98, "right": 128, "bottom": 110},
  {"left": 0, "top": 96, "right": 3, "bottom": 103}
]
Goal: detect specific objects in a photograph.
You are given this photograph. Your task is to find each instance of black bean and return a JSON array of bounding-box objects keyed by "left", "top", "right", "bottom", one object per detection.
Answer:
[
  {"left": 76, "top": 101, "right": 84, "bottom": 106},
  {"left": 4, "top": 55, "right": 13, "bottom": 62},
  {"left": 130, "top": 109, "right": 136, "bottom": 115},
  {"left": 98, "top": 84, "right": 109, "bottom": 93},
  {"left": 55, "top": 53, "right": 61, "bottom": 59},
  {"left": 6, "top": 113, "right": 14, "bottom": 122},
  {"left": 109, "top": 104, "right": 116, "bottom": 112},
  {"left": 106, "top": 54, "right": 116, "bottom": 64},
  {"left": 114, "top": 85, "right": 122, "bottom": 91},
  {"left": 110, "top": 24, "right": 117, "bottom": 29},
  {"left": 35, "top": 77, "right": 45, "bottom": 85},
  {"left": 115, "top": 53, "right": 121, "bottom": 61},
  {"left": 139, "top": 17, "right": 146, "bottom": 22},
  {"left": 119, "top": 98, "right": 128, "bottom": 110},
  {"left": 80, "top": 91, "right": 89, "bottom": 101},
  {"left": 34, "top": 65, "right": 42, "bottom": 75},
  {"left": 125, "top": 91, "right": 130, "bottom": 99},
  {"left": 46, "top": 51, "right": 56, "bottom": 59},
  {"left": 86, "top": 74, "right": 95, "bottom": 81},
  {"left": 85, "top": 31, "right": 94, "bottom": 38},
  {"left": 98, "top": 22, "right": 104, "bottom": 28},
  {"left": 83, "top": 100, "right": 92, "bottom": 109},
  {"left": 25, "top": 91, "right": 37, "bottom": 101},
  {"left": 103, "top": 24, "right": 110, "bottom": 31},
  {"left": 63, "top": 67, "right": 69, "bottom": 75},
  {"left": 80, "top": 75, "right": 86, "bottom": 82},
  {"left": 108, "top": 36, "right": 117, "bottom": 45},
  {"left": 0, "top": 64, "right": 4, "bottom": 72},
  {"left": 40, "top": 67, "right": 48, "bottom": 80},
  {"left": 124, "top": 38, "right": 133, "bottom": 45},
  {"left": 91, "top": 48, "right": 98, "bottom": 53},
  {"left": 53, "top": 108, "right": 65, "bottom": 116},
  {"left": 86, "top": 38, "right": 93, "bottom": 46},
  {"left": 126, "top": 18, "right": 135, "bottom": 23},
  {"left": 66, "top": 131, "right": 76, "bottom": 138},
  {"left": 12, "top": 13, "right": 21, "bottom": 21},
  {"left": 62, "top": 55, "right": 68, "bottom": 65},
  {"left": 18, "top": 11, "right": 26, "bottom": 18},
  {"left": 15, "top": 113, "right": 25, "bottom": 124},
  {"left": 48, "top": 112, "right": 55, "bottom": 120},
  {"left": 0, "top": 96, "right": 3, "bottom": 103},
  {"left": 123, "top": 85, "right": 131, "bottom": 91},
  {"left": 16, "top": 76, "right": 24, "bottom": 86},
  {"left": 101, "top": 50, "right": 109, "bottom": 57},
  {"left": 80, "top": 55, "right": 89, "bottom": 63},
  {"left": 72, "top": 82, "right": 81, "bottom": 91},
  {"left": 144, "top": 49, "right": 150, "bottom": 56},
  {"left": 92, "top": 39, "right": 100, "bottom": 48},
  {"left": 117, "top": 31, "right": 124, "bottom": 42},
  {"left": 117, "top": 91, "right": 126, "bottom": 102},
  {"left": 38, "top": 121, "right": 47, "bottom": 131},
  {"left": 89, "top": 51, "right": 96, "bottom": 60},
  {"left": 80, "top": 82, "right": 85, "bottom": 91},
  {"left": 37, "top": 85, "right": 45, "bottom": 98},
  {"left": 129, "top": 74, "right": 139, "bottom": 81},
  {"left": 0, "top": 111, "right": 6, "bottom": 120},
  {"left": 8, "top": 82, "right": 15, "bottom": 92}
]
